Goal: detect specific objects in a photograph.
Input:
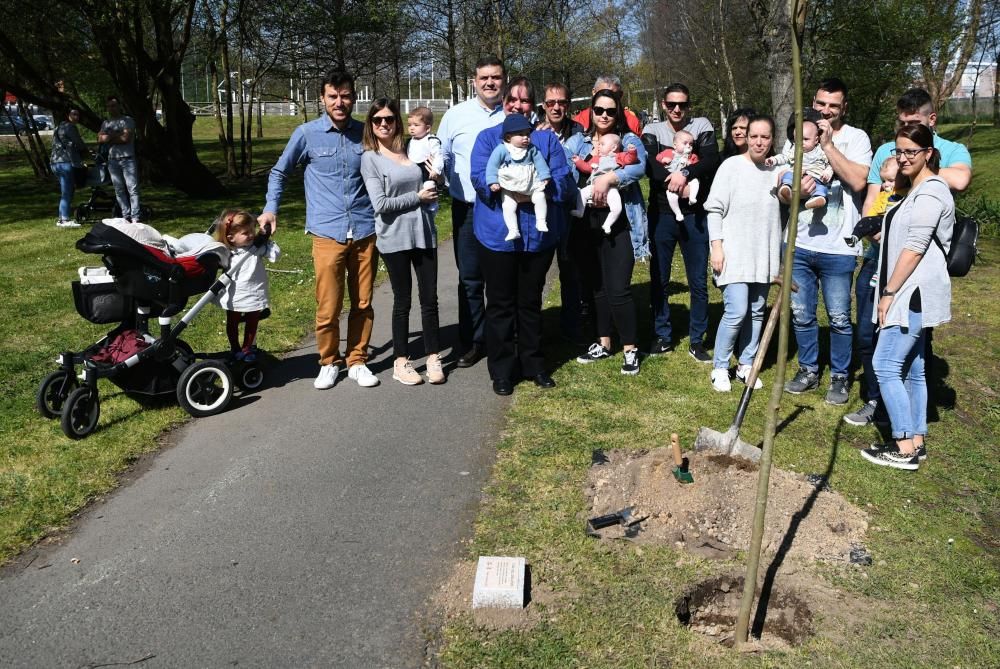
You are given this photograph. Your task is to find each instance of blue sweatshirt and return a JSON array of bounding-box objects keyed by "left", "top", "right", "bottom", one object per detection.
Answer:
[{"left": 471, "top": 124, "right": 577, "bottom": 253}]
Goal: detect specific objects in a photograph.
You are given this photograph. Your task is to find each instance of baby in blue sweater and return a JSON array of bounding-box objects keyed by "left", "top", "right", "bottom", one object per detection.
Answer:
[{"left": 486, "top": 114, "right": 551, "bottom": 241}]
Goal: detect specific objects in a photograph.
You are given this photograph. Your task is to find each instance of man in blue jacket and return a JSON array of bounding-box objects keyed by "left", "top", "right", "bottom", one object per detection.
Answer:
[
  {"left": 470, "top": 77, "right": 578, "bottom": 395},
  {"left": 259, "top": 70, "right": 380, "bottom": 390}
]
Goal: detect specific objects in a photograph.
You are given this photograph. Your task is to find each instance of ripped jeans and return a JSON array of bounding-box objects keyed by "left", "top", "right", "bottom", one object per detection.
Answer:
[{"left": 788, "top": 246, "right": 857, "bottom": 377}]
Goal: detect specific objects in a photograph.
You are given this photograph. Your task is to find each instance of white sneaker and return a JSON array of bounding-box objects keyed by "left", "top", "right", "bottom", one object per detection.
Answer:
[
  {"left": 56, "top": 219, "right": 81, "bottom": 228},
  {"left": 711, "top": 368, "right": 732, "bottom": 392},
  {"left": 314, "top": 363, "right": 341, "bottom": 389},
  {"left": 736, "top": 364, "right": 763, "bottom": 390},
  {"left": 348, "top": 363, "right": 380, "bottom": 387}
]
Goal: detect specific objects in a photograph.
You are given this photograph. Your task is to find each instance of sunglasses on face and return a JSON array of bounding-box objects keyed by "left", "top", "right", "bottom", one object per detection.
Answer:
[
  {"left": 665, "top": 101, "right": 690, "bottom": 110},
  {"left": 372, "top": 115, "right": 395, "bottom": 126},
  {"left": 592, "top": 105, "right": 617, "bottom": 117},
  {"left": 544, "top": 99, "right": 570, "bottom": 108}
]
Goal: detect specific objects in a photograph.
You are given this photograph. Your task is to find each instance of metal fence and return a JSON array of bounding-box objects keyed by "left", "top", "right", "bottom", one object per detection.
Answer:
[{"left": 188, "top": 98, "right": 457, "bottom": 117}]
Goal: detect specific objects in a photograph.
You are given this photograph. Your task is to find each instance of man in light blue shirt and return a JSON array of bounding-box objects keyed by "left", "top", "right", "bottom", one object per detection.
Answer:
[
  {"left": 438, "top": 56, "right": 506, "bottom": 367},
  {"left": 259, "top": 71, "right": 380, "bottom": 390},
  {"left": 844, "top": 88, "right": 972, "bottom": 427}
]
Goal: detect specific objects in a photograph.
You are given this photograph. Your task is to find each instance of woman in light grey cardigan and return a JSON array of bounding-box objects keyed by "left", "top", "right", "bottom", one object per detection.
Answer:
[
  {"left": 360, "top": 98, "right": 444, "bottom": 385},
  {"left": 861, "top": 124, "right": 954, "bottom": 471},
  {"left": 704, "top": 115, "right": 783, "bottom": 392}
]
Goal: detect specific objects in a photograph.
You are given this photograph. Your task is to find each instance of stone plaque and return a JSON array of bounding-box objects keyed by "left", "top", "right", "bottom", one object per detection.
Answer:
[{"left": 471, "top": 555, "right": 526, "bottom": 609}]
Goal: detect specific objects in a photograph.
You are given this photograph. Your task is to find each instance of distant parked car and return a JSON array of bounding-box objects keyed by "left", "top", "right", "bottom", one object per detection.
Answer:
[
  {"left": 32, "top": 114, "right": 54, "bottom": 130},
  {"left": 0, "top": 116, "right": 26, "bottom": 134}
]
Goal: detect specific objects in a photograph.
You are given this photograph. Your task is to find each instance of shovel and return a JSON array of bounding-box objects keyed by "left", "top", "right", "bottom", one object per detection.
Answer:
[
  {"left": 670, "top": 433, "right": 694, "bottom": 484},
  {"left": 694, "top": 282, "right": 791, "bottom": 462}
]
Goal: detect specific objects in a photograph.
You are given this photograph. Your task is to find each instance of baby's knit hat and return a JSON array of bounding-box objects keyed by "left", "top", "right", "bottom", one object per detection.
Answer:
[{"left": 502, "top": 114, "right": 533, "bottom": 137}]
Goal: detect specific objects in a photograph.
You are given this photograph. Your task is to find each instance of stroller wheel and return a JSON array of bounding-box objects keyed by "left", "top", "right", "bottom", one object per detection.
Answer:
[
  {"left": 37, "top": 370, "right": 78, "bottom": 419},
  {"left": 177, "top": 360, "right": 233, "bottom": 418},
  {"left": 74, "top": 205, "right": 90, "bottom": 225},
  {"left": 61, "top": 387, "right": 100, "bottom": 439},
  {"left": 239, "top": 365, "right": 264, "bottom": 391}
]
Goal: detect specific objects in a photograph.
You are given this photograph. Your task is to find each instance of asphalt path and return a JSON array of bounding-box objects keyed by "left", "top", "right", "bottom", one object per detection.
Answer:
[{"left": 0, "top": 239, "right": 508, "bottom": 668}]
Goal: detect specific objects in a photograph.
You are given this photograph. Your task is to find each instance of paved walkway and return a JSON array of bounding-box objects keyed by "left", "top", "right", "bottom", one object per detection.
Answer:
[{"left": 0, "top": 240, "right": 507, "bottom": 668}]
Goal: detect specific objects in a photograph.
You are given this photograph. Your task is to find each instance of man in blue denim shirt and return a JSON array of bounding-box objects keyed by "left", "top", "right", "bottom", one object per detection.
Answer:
[{"left": 259, "top": 70, "right": 380, "bottom": 390}]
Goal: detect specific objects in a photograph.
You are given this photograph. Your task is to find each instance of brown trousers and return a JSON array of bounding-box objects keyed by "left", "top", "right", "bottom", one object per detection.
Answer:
[{"left": 312, "top": 234, "right": 378, "bottom": 367}]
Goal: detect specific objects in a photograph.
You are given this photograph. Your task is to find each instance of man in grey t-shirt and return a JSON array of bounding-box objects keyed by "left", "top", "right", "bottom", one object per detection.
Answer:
[{"left": 99, "top": 95, "right": 142, "bottom": 222}]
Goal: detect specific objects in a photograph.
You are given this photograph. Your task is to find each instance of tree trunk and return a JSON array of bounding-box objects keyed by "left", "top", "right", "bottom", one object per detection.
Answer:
[
  {"left": 447, "top": 0, "right": 459, "bottom": 104},
  {"left": 751, "top": 0, "right": 794, "bottom": 146}
]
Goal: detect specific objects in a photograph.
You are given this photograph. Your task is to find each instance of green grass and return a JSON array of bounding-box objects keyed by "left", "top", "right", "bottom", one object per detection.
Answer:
[
  {"left": 436, "top": 128, "right": 1000, "bottom": 666},
  {"left": 0, "top": 115, "right": 452, "bottom": 562},
  {"left": 436, "top": 243, "right": 1000, "bottom": 667}
]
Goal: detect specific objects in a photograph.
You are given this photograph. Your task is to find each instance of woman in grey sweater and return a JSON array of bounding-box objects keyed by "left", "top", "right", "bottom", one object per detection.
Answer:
[
  {"left": 861, "top": 124, "right": 954, "bottom": 471},
  {"left": 704, "top": 115, "right": 783, "bottom": 392},
  {"left": 360, "top": 98, "right": 444, "bottom": 385}
]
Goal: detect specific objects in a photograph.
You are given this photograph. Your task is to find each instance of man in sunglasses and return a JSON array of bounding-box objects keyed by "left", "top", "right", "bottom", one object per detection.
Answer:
[
  {"left": 572, "top": 75, "right": 642, "bottom": 135},
  {"left": 843, "top": 88, "right": 971, "bottom": 428},
  {"left": 783, "top": 77, "right": 872, "bottom": 405},
  {"left": 536, "top": 83, "right": 586, "bottom": 343},
  {"left": 641, "top": 82, "right": 720, "bottom": 362},
  {"left": 260, "top": 70, "right": 380, "bottom": 390},
  {"left": 438, "top": 56, "right": 507, "bottom": 369}
]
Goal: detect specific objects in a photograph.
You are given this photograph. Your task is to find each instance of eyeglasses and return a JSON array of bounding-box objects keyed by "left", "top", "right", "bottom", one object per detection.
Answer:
[
  {"left": 664, "top": 101, "right": 690, "bottom": 110},
  {"left": 544, "top": 99, "right": 570, "bottom": 108},
  {"left": 891, "top": 147, "right": 928, "bottom": 159},
  {"left": 592, "top": 105, "right": 617, "bottom": 117},
  {"left": 372, "top": 115, "right": 395, "bottom": 126}
]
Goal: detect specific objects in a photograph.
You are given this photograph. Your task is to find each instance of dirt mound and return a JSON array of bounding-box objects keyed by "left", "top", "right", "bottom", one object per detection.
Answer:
[{"left": 584, "top": 447, "right": 868, "bottom": 563}]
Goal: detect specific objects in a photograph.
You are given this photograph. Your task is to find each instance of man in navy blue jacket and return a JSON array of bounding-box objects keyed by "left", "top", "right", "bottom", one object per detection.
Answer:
[{"left": 469, "top": 76, "right": 578, "bottom": 395}]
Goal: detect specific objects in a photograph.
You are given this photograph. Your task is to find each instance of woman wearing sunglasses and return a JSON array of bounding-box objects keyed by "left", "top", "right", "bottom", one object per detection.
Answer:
[
  {"left": 860, "top": 123, "right": 954, "bottom": 471},
  {"left": 570, "top": 89, "right": 648, "bottom": 375},
  {"left": 359, "top": 98, "right": 445, "bottom": 385}
]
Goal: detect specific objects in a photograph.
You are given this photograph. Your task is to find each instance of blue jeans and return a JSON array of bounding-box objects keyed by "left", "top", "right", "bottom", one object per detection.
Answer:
[
  {"left": 713, "top": 282, "right": 768, "bottom": 369},
  {"left": 451, "top": 200, "right": 485, "bottom": 351},
  {"left": 649, "top": 210, "right": 710, "bottom": 345},
  {"left": 855, "top": 257, "right": 881, "bottom": 402},
  {"left": 789, "top": 247, "right": 856, "bottom": 376},
  {"left": 873, "top": 309, "right": 927, "bottom": 439},
  {"left": 108, "top": 156, "right": 141, "bottom": 220},
  {"left": 52, "top": 162, "right": 75, "bottom": 221}
]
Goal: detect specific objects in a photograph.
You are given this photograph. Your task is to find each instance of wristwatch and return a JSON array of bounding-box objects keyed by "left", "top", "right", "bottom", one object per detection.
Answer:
[
  {"left": 680, "top": 169, "right": 690, "bottom": 178},
  {"left": 881, "top": 288, "right": 897, "bottom": 297}
]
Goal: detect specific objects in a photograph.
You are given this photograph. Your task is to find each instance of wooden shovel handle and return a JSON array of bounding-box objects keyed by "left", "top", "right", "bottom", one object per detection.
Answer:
[{"left": 670, "top": 433, "right": 683, "bottom": 467}]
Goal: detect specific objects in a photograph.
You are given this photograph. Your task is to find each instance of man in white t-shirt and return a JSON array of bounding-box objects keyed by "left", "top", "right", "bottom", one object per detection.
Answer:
[{"left": 784, "top": 78, "right": 872, "bottom": 405}]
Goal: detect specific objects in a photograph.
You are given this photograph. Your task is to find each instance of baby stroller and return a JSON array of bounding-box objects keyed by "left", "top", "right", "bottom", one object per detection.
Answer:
[
  {"left": 74, "top": 145, "right": 153, "bottom": 225},
  {"left": 36, "top": 219, "right": 269, "bottom": 439}
]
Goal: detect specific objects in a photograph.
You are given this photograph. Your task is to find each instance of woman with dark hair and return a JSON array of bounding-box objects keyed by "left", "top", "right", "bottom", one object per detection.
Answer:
[
  {"left": 721, "top": 107, "right": 756, "bottom": 159},
  {"left": 50, "top": 108, "right": 89, "bottom": 228},
  {"left": 704, "top": 115, "right": 783, "bottom": 392},
  {"left": 571, "top": 88, "right": 648, "bottom": 375},
  {"left": 860, "top": 123, "right": 954, "bottom": 471},
  {"left": 359, "top": 98, "right": 444, "bottom": 385}
]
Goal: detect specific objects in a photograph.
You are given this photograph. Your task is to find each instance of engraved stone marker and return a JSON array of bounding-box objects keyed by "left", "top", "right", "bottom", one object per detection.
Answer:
[{"left": 471, "top": 556, "right": 526, "bottom": 609}]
